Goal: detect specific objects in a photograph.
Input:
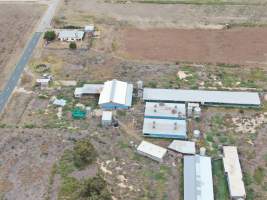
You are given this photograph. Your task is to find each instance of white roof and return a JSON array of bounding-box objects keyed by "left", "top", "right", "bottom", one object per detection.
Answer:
[
  {"left": 223, "top": 146, "right": 246, "bottom": 198},
  {"left": 74, "top": 84, "right": 103, "bottom": 96},
  {"left": 58, "top": 30, "right": 84, "bottom": 39},
  {"left": 145, "top": 102, "right": 186, "bottom": 119},
  {"left": 143, "top": 118, "right": 187, "bottom": 138},
  {"left": 184, "top": 155, "right": 214, "bottom": 200},
  {"left": 53, "top": 99, "right": 67, "bottom": 107},
  {"left": 102, "top": 111, "right": 112, "bottom": 121},
  {"left": 85, "top": 24, "right": 94, "bottom": 31},
  {"left": 143, "top": 88, "right": 261, "bottom": 106},
  {"left": 137, "top": 141, "right": 167, "bottom": 160},
  {"left": 168, "top": 140, "right": 196, "bottom": 154},
  {"left": 98, "top": 80, "right": 133, "bottom": 106},
  {"left": 36, "top": 78, "right": 50, "bottom": 83}
]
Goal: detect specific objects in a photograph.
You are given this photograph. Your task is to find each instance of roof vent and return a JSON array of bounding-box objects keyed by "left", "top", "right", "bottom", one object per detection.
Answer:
[
  {"left": 152, "top": 121, "right": 156, "bottom": 129},
  {"left": 174, "top": 122, "right": 177, "bottom": 130}
]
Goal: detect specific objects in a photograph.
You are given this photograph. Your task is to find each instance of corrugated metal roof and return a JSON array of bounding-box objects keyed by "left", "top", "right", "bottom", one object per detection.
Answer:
[
  {"left": 36, "top": 78, "right": 50, "bottom": 83},
  {"left": 74, "top": 84, "right": 103, "bottom": 96},
  {"left": 102, "top": 111, "right": 112, "bottom": 121},
  {"left": 143, "top": 88, "right": 261, "bottom": 106},
  {"left": 223, "top": 146, "right": 246, "bottom": 198},
  {"left": 53, "top": 99, "right": 66, "bottom": 107},
  {"left": 145, "top": 102, "right": 186, "bottom": 119},
  {"left": 184, "top": 155, "right": 214, "bottom": 200},
  {"left": 137, "top": 141, "right": 167, "bottom": 161},
  {"left": 99, "top": 80, "right": 133, "bottom": 106},
  {"left": 184, "top": 156, "right": 196, "bottom": 200},
  {"left": 58, "top": 30, "right": 84, "bottom": 39},
  {"left": 168, "top": 140, "right": 195, "bottom": 154},
  {"left": 143, "top": 118, "right": 187, "bottom": 138}
]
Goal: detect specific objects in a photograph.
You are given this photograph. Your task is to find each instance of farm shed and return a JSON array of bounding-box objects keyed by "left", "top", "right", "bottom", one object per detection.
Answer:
[
  {"left": 144, "top": 102, "right": 186, "bottom": 120},
  {"left": 74, "top": 84, "right": 103, "bottom": 98},
  {"left": 58, "top": 30, "right": 85, "bottom": 42},
  {"left": 143, "top": 88, "right": 261, "bottom": 107},
  {"left": 168, "top": 140, "right": 195, "bottom": 154},
  {"left": 184, "top": 155, "right": 214, "bottom": 200},
  {"left": 101, "top": 111, "right": 112, "bottom": 126},
  {"left": 52, "top": 98, "right": 66, "bottom": 107},
  {"left": 84, "top": 24, "right": 94, "bottom": 32},
  {"left": 223, "top": 146, "right": 246, "bottom": 200},
  {"left": 137, "top": 141, "right": 167, "bottom": 162},
  {"left": 36, "top": 78, "right": 51, "bottom": 89},
  {"left": 142, "top": 118, "right": 187, "bottom": 139},
  {"left": 98, "top": 79, "right": 133, "bottom": 110}
]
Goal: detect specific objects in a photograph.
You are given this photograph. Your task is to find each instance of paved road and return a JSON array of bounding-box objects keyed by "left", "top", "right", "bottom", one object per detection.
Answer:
[
  {"left": 0, "top": 32, "right": 42, "bottom": 113},
  {"left": 0, "top": 0, "right": 61, "bottom": 114}
]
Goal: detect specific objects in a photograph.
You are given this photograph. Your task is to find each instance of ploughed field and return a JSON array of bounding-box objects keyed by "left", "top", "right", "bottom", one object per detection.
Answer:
[
  {"left": 0, "top": 3, "right": 44, "bottom": 91},
  {"left": 119, "top": 27, "right": 267, "bottom": 65}
]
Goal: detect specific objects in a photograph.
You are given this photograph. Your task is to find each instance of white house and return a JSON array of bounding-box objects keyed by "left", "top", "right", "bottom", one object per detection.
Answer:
[
  {"left": 36, "top": 78, "right": 51, "bottom": 89},
  {"left": 98, "top": 79, "right": 133, "bottom": 110},
  {"left": 58, "top": 30, "right": 85, "bottom": 42}
]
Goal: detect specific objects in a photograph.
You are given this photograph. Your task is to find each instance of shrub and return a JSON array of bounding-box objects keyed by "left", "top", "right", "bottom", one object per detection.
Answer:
[
  {"left": 254, "top": 167, "right": 265, "bottom": 184},
  {"left": 73, "top": 139, "right": 97, "bottom": 169},
  {"left": 69, "top": 42, "right": 77, "bottom": 49},
  {"left": 44, "top": 31, "right": 56, "bottom": 41},
  {"left": 79, "top": 175, "right": 111, "bottom": 200}
]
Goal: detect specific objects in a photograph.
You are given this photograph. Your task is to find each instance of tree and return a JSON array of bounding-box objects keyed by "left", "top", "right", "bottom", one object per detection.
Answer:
[
  {"left": 73, "top": 139, "right": 97, "bottom": 169},
  {"left": 44, "top": 31, "right": 56, "bottom": 41},
  {"left": 69, "top": 42, "right": 77, "bottom": 49}
]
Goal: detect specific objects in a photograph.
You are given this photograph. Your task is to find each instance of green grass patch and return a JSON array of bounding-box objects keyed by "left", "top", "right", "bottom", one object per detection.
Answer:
[
  {"left": 212, "top": 160, "right": 229, "bottom": 200},
  {"left": 254, "top": 167, "right": 265, "bottom": 185}
]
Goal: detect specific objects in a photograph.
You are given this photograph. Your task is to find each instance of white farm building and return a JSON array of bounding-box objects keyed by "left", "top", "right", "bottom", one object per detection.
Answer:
[
  {"left": 223, "top": 146, "right": 246, "bottom": 200},
  {"left": 184, "top": 155, "right": 214, "bottom": 200},
  {"left": 137, "top": 141, "right": 167, "bottom": 162},
  {"left": 58, "top": 30, "right": 85, "bottom": 42},
  {"left": 98, "top": 79, "right": 133, "bottom": 110},
  {"left": 143, "top": 88, "right": 261, "bottom": 107}
]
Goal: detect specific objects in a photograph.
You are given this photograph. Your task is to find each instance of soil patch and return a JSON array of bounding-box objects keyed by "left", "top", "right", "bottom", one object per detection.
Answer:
[{"left": 119, "top": 27, "right": 267, "bottom": 65}]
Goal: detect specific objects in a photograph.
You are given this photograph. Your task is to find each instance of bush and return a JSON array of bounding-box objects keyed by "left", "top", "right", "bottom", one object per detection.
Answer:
[
  {"left": 79, "top": 175, "right": 111, "bottom": 200},
  {"left": 254, "top": 167, "right": 265, "bottom": 184},
  {"left": 69, "top": 42, "right": 77, "bottom": 49},
  {"left": 44, "top": 31, "right": 56, "bottom": 41},
  {"left": 73, "top": 139, "right": 97, "bottom": 169}
]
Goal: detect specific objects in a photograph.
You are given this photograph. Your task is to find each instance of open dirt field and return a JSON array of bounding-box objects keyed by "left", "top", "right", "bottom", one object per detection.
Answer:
[
  {"left": 0, "top": 3, "right": 45, "bottom": 91},
  {"left": 0, "top": 128, "right": 83, "bottom": 200},
  {"left": 118, "top": 27, "right": 267, "bottom": 65},
  {"left": 54, "top": 0, "right": 267, "bottom": 28}
]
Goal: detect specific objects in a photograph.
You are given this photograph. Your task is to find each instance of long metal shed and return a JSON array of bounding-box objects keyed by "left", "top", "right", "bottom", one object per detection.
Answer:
[
  {"left": 143, "top": 88, "right": 261, "bottom": 107},
  {"left": 143, "top": 118, "right": 187, "bottom": 139},
  {"left": 223, "top": 146, "right": 246, "bottom": 199},
  {"left": 184, "top": 155, "right": 214, "bottom": 200},
  {"left": 144, "top": 102, "right": 186, "bottom": 120}
]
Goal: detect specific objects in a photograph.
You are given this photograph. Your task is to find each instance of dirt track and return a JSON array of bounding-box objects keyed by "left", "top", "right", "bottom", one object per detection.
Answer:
[
  {"left": 0, "top": 3, "right": 45, "bottom": 91},
  {"left": 119, "top": 27, "right": 267, "bottom": 65}
]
